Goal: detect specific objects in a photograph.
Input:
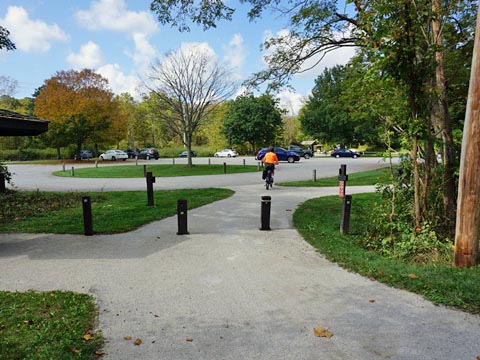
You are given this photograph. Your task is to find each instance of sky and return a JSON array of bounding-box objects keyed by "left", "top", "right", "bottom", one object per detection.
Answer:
[{"left": 0, "top": 0, "right": 356, "bottom": 115}]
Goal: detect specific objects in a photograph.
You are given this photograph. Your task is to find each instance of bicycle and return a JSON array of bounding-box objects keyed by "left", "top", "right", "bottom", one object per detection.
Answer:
[{"left": 265, "top": 168, "right": 273, "bottom": 190}]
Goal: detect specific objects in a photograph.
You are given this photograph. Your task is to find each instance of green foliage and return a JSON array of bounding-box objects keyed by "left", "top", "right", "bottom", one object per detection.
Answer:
[
  {"left": 223, "top": 93, "right": 284, "bottom": 151},
  {"left": 0, "top": 162, "right": 12, "bottom": 184},
  {"left": 0, "top": 26, "right": 15, "bottom": 51},
  {"left": 0, "top": 290, "right": 103, "bottom": 359},
  {"left": 0, "top": 148, "right": 70, "bottom": 161},
  {"left": 360, "top": 163, "right": 454, "bottom": 263}
]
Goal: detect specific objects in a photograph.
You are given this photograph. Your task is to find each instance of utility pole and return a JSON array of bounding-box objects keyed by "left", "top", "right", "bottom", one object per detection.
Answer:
[{"left": 454, "top": 3, "right": 480, "bottom": 267}]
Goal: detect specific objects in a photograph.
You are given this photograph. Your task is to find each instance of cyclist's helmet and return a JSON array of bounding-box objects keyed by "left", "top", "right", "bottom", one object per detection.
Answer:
[{"left": 268, "top": 147, "right": 274, "bottom": 152}]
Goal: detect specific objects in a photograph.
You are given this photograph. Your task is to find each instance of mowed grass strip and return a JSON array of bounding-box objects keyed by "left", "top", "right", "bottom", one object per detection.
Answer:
[
  {"left": 281, "top": 166, "right": 393, "bottom": 187},
  {"left": 293, "top": 193, "right": 480, "bottom": 314},
  {"left": 53, "top": 164, "right": 259, "bottom": 178},
  {"left": 0, "top": 290, "right": 103, "bottom": 359},
  {"left": 0, "top": 189, "right": 234, "bottom": 234}
]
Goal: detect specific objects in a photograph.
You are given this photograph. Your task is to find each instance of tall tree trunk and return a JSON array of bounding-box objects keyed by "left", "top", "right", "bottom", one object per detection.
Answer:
[
  {"left": 454, "top": 3, "right": 480, "bottom": 268},
  {"left": 432, "top": 0, "right": 457, "bottom": 235}
]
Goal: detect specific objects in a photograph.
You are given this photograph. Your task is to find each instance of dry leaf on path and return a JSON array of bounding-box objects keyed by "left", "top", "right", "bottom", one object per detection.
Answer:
[
  {"left": 134, "top": 339, "right": 142, "bottom": 345},
  {"left": 82, "top": 334, "right": 92, "bottom": 341},
  {"left": 186, "top": 338, "right": 193, "bottom": 342},
  {"left": 314, "top": 326, "right": 333, "bottom": 338},
  {"left": 369, "top": 299, "right": 375, "bottom": 303},
  {"left": 369, "top": 277, "right": 376, "bottom": 281},
  {"left": 124, "top": 336, "right": 132, "bottom": 341},
  {"left": 95, "top": 350, "right": 105, "bottom": 356}
]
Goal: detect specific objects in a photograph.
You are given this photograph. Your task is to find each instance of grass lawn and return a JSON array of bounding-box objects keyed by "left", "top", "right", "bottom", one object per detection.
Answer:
[
  {"left": 281, "top": 166, "right": 393, "bottom": 186},
  {"left": 53, "top": 164, "right": 259, "bottom": 178},
  {"left": 293, "top": 193, "right": 480, "bottom": 314},
  {"left": 0, "top": 189, "right": 234, "bottom": 234},
  {"left": 0, "top": 290, "right": 102, "bottom": 359}
]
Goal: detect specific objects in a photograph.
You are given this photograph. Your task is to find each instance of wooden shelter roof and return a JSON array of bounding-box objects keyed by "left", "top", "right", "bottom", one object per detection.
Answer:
[{"left": 0, "top": 109, "right": 49, "bottom": 136}]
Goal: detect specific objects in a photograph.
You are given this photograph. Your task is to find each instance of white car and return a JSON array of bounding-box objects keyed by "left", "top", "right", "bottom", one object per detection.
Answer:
[
  {"left": 99, "top": 150, "right": 128, "bottom": 161},
  {"left": 214, "top": 149, "right": 238, "bottom": 157}
]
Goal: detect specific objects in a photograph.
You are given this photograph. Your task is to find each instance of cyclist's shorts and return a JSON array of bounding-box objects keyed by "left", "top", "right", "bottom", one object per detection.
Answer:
[{"left": 264, "top": 163, "right": 275, "bottom": 171}]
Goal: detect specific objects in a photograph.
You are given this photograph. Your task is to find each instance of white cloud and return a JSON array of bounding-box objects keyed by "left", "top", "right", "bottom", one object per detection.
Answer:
[
  {"left": 97, "top": 63, "right": 142, "bottom": 98},
  {"left": 128, "top": 33, "right": 157, "bottom": 68},
  {"left": 1, "top": 6, "right": 68, "bottom": 53},
  {"left": 76, "top": 0, "right": 157, "bottom": 34},
  {"left": 67, "top": 41, "right": 104, "bottom": 69},
  {"left": 277, "top": 89, "right": 306, "bottom": 116},
  {"left": 76, "top": 0, "right": 158, "bottom": 72},
  {"left": 224, "top": 34, "right": 247, "bottom": 70},
  {"left": 178, "top": 42, "right": 217, "bottom": 59}
]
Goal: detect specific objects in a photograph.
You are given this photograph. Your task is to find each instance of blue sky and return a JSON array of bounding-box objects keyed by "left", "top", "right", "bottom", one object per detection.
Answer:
[{"left": 0, "top": 0, "right": 356, "bottom": 114}]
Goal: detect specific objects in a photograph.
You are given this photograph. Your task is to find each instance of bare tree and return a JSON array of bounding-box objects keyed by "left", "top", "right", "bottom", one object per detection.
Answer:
[{"left": 145, "top": 46, "right": 237, "bottom": 166}]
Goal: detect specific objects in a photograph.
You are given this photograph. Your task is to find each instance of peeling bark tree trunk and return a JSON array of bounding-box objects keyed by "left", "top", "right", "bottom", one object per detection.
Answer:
[
  {"left": 454, "top": 4, "right": 480, "bottom": 268},
  {"left": 432, "top": 0, "right": 457, "bottom": 235}
]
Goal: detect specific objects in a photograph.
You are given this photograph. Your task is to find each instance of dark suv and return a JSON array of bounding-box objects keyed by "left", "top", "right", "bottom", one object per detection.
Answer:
[
  {"left": 287, "top": 145, "right": 314, "bottom": 159},
  {"left": 255, "top": 147, "right": 300, "bottom": 163},
  {"left": 138, "top": 148, "right": 160, "bottom": 160}
]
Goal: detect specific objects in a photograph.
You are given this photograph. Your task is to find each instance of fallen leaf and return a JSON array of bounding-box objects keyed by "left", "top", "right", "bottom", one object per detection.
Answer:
[
  {"left": 369, "top": 277, "right": 376, "bottom": 281},
  {"left": 14, "top": 217, "right": 21, "bottom": 221},
  {"left": 314, "top": 326, "right": 333, "bottom": 338},
  {"left": 71, "top": 348, "right": 80, "bottom": 354},
  {"left": 134, "top": 339, "right": 142, "bottom": 345},
  {"left": 408, "top": 273, "right": 418, "bottom": 279},
  {"left": 369, "top": 299, "right": 375, "bottom": 303},
  {"left": 82, "top": 334, "right": 92, "bottom": 341},
  {"left": 124, "top": 336, "right": 132, "bottom": 341},
  {"left": 95, "top": 350, "right": 105, "bottom": 356},
  {"left": 186, "top": 338, "right": 193, "bottom": 342}
]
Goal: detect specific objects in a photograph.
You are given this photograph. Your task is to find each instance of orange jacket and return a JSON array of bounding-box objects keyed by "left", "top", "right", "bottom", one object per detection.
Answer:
[{"left": 263, "top": 151, "right": 279, "bottom": 165}]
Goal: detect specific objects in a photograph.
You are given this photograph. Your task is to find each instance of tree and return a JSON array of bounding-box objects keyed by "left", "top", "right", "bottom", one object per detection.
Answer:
[
  {"left": 0, "top": 26, "right": 15, "bottom": 51},
  {"left": 144, "top": 46, "right": 236, "bottom": 166},
  {"left": 299, "top": 65, "right": 353, "bottom": 146},
  {"left": 34, "top": 69, "right": 119, "bottom": 159},
  {"left": 223, "top": 93, "right": 284, "bottom": 152}
]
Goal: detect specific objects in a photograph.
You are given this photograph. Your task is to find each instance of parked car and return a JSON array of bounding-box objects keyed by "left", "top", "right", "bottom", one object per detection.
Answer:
[
  {"left": 255, "top": 147, "right": 301, "bottom": 163},
  {"left": 287, "top": 145, "right": 314, "bottom": 159},
  {"left": 125, "top": 148, "right": 139, "bottom": 158},
  {"left": 178, "top": 150, "right": 197, "bottom": 158},
  {"left": 79, "top": 150, "right": 93, "bottom": 160},
  {"left": 138, "top": 148, "right": 160, "bottom": 160},
  {"left": 330, "top": 149, "right": 361, "bottom": 158},
  {"left": 99, "top": 149, "right": 128, "bottom": 161},
  {"left": 214, "top": 149, "right": 238, "bottom": 157}
]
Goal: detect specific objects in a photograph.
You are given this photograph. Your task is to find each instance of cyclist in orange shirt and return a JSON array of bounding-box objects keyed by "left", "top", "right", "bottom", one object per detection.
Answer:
[{"left": 262, "top": 147, "right": 279, "bottom": 179}]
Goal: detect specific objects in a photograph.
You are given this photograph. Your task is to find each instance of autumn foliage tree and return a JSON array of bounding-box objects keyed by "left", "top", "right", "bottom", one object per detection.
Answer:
[{"left": 34, "top": 69, "right": 121, "bottom": 159}]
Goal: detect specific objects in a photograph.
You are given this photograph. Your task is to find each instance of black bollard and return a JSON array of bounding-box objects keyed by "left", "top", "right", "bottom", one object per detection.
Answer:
[
  {"left": 146, "top": 172, "right": 156, "bottom": 206},
  {"left": 260, "top": 196, "right": 272, "bottom": 231},
  {"left": 338, "top": 164, "right": 348, "bottom": 198},
  {"left": 0, "top": 173, "right": 5, "bottom": 193},
  {"left": 82, "top": 196, "right": 93, "bottom": 236},
  {"left": 177, "top": 199, "right": 189, "bottom": 235},
  {"left": 71, "top": 166, "right": 75, "bottom": 177},
  {"left": 340, "top": 195, "right": 352, "bottom": 235},
  {"left": 143, "top": 164, "right": 147, "bottom": 177},
  {"left": 223, "top": 162, "right": 227, "bottom": 174}
]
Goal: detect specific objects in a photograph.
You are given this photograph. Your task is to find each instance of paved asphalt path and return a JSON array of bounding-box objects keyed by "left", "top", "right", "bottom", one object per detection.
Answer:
[{"left": 1, "top": 157, "right": 479, "bottom": 359}]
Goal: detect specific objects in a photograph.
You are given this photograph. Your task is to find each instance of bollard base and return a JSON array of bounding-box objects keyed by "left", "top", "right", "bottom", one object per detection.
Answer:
[
  {"left": 259, "top": 227, "right": 271, "bottom": 231},
  {"left": 176, "top": 231, "right": 190, "bottom": 235}
]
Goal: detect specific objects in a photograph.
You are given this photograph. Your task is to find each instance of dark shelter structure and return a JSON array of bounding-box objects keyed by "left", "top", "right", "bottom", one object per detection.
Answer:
[{"left": 0, "top": 109, "right": 49, "bottom": 136}]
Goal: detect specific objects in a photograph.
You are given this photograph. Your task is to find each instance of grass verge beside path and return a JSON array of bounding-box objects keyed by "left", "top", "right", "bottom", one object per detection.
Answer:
[
  {"left": 0, "top": 290, "right": 102, "bottom": 359},
  {"left": 53, "top": 164, "right": 258, "bottom": 178},
  {"left": 293, "top": 193, "right": 480, "bottom": 314},
  {"left": 281, "top": 167, "right": 392, "bottom": 186},
  {"left": 0, "top": 189, "right": 234, "bottom": 234}
]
